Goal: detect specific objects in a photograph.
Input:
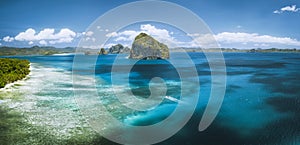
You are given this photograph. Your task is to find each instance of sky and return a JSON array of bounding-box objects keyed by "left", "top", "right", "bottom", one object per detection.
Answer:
[{"left": 0, "top": 0, "right": 300, "bottom": 49}]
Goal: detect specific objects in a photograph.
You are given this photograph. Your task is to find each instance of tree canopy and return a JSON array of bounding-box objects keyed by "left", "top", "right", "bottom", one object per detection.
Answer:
[{"left": 0, "top": 58, "right": 30, "bottom": 88}]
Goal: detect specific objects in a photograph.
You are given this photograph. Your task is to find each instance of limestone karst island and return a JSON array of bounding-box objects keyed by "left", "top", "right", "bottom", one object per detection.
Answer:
[{"left": 129, "top": 33, "right": 170, "bottom": 60}]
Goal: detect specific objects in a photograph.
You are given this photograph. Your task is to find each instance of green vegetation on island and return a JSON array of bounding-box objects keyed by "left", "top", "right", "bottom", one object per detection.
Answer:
[
  {"left": 0, "top": 58, "right": 30, "bottom": 88},
  {"left": 108, "top": 44, "right": 130, "bottom": 54},
  {"left": 130, "top": 33, "right": 170, "bottom": 59},
  {"left": 98, "top": 48, "right": 108, "bottom": 55},
  {"left": 0, "top": 46, "right": 76, "bottom": 56},
  {"left": 1, "top": 45, "right": 299, "bottom": 57}
]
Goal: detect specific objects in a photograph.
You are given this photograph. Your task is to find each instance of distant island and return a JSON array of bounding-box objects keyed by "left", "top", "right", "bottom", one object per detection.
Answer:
[
  {"left": 0, "top": 46, "right": 76, "bottom": 56},
  {"left": 179, "top": 47, "right": 300, "bottom": 53},
  {"left": 0, "top": 58, "right": 30, "bottom": 88},
  {"left": 0, "top": 44, "right": 299, "bottom": 57}
]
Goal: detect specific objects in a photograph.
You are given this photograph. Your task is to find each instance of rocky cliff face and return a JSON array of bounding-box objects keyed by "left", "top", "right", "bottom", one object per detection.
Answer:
[
  {"left": 109, "top": 44, "right": 122, "bottom": 54},
  {"left": 109, "top": 44, "right": 130, "bottom": 54},
  {"left": 129, "top": 33, "right": 169, "bottom": 59},
  {"left": 98, "top": 48, "right": 108, "bottom": 55}
]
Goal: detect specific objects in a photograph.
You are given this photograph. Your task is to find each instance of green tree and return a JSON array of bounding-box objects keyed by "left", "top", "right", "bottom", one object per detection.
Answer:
[{"left": 0, "top": 58, "right": 30, "bottom": 88}]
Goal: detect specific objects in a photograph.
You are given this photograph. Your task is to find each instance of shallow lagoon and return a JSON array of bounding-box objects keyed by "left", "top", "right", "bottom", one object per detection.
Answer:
[{"left": 1, "top": 52, "right": 300, "bottom": 145}]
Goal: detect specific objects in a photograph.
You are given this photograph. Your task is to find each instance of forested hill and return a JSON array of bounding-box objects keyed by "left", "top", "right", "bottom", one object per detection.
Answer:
[
  {"left": 0, "top": 58, "right": 30, "bottom": 88},
  {"left": 0, "top": 46, "right": 75, "bottom": 56},
  {"left": 1, "top": 46, "right": 299, "bottom": 56}
]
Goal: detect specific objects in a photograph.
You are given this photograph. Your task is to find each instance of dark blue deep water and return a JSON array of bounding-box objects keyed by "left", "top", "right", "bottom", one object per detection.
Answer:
[{"left": 6, "top": 52, "right": 300, "bottom": 145}]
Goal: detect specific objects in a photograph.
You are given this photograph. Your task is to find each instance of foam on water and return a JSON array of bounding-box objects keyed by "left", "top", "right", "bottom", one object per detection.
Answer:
[{"left": 1, "top": 63, "right": 97, "bottom": 138}]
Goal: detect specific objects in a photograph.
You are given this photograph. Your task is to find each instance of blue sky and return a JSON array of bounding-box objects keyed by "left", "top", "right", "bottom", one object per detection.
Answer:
[{"left": 0, "top": 0, "right": 300, "bottom": 49}]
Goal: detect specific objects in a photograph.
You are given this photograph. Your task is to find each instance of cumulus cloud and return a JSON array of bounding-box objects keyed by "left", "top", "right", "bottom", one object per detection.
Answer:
[
  {"left": 188, "top": 32, "right": 300, "bottom": 48},
  {"left": 14, "top": 28, "right": 36, "bottom": 41},
  {"left": 105, "top": 24, "right": 300, "bottom": 48},
  {"left": 273, "top": 5, "right": 300, "bottom": 14},
  {"left": 187, "top": 32, "right": 299, "bottom": 47},
  {"left": 214, "top": 32, "right": 300, "bottom": 46},
  {"left": 85, "top": 31, "right": 94, "bottom": 37},
  {"left": 80, "top": 31, "right": 97, "bottom": 42},
  {"left": 13, "top": 28, "right": 76, "bottom": 44},
  {"left": 188, "top": 33, "right": 218, "bottom": 48},
  {"left": 28, "top": 41, "right": 34, "bottom": 45},
  {"left": 105, "top": 24, "right": 180, "bottom": 47},
  {"left": 106, "top": 30, "right": 139, "bottom": 42},
  {"left": 281, "top": 5, "right": 299, "bottom": 12},
  {"left": 254, "top": 43, "right": 270, "bottom": 47},
  {"left": 39, "top": 40, "right": 47, "bottom": 45},
  {"left": 106, "top": 32, "right": 118, "bottom": 37},
  {"left": 273, "top": 10, "right": 281, "bottom": 14},
  {"left": 3, "top": 36, "right": 14, "bottom": 42},
  {"left": 140, "top": 24, "right": 172, "bottom": 39}
]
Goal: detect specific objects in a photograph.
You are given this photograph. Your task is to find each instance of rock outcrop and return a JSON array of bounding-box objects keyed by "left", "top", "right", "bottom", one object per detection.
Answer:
[
  {"left": 129, "top": 33, "right": 169, "bottom": 59},
  {"left": 98, "top": 48, "right": 108, "bottom": 55},
  {"left": 109, "top": 44, "right": 130, "bottom": 54}
]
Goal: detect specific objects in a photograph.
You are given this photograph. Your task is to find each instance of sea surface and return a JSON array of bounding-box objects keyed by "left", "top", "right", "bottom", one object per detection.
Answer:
[{"left": 3, "top": 52, "right": 300, "bottom": 145}]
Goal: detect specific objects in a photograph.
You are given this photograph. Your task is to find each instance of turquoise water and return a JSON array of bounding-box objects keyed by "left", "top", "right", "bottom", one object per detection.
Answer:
[{"left": 5, "top": 52, "right": 300, "bottom": 145}]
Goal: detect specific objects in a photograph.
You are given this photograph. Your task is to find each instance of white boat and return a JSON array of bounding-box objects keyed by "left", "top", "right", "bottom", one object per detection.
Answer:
[{"left": 165, "top": 96, "right": 180, "bottom": 103}]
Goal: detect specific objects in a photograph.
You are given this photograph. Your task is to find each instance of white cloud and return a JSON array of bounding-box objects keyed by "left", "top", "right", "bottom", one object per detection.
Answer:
[
  {"left": 77, "top": 31, "right": 91, "bottom": 37},
  {"left": 80, "top": 31, "right": 96, "bottom": 42},
  {"left": 13, "top": 28, "right": 76, "bottom": 44},
  {"left": 0, "top": 43, "right": 2, "bottom": 46},
  {"left": 105, "top": 24, "right": 300, "bottom": 48},
  {"left": 112, "top": 30, "right": 139, "bottom": 41},
  {"left": 28, "top": 41, "right": 34, "bottom": 45},
  {"left": 103, "top": 43, "right": 119, "bottom": 48},
  {"left": 106, "top": 32, "right": 118, "bottom": 37},
  {"left": 115, "top": 36, "right": 129, "bottom": 41},
  {"left": 35, "top": 28, "right": 55, "bottom": 40},
  {"left": 187, "top": 33, "right": 201, "bottom": 37},
  {"left": 55, "top": 28, "right": 76, "bottom": 39},
  {"left": 254, "top": 43, "right": 270, "bottom": 47},
  {"left": 105, "top": 24, "right": 180, "bottom": 47},
  {"left": 39, "top": 40, "right": 47, "bottom": 45},
  {"left": 274, "top": 5, "right": 300, "bottom": 14},
  {"left": 140, "top": 24, "right": 171, "bottom": 39},
  {"left": 188, "top": 33, "right": 217, "bottom": 48},
  {"left": 273, "top": 10, "right": 281, "bottom": 14},
  {"left": 183, "top": 32, "right": 300, "bottom": 48},
  {"left": 281, "top": 5, "right": 299, "bottom": 12},
  {"left": 83, "top": 37, "right": 96, "bottom": 42},
  {"left": 49, "top": 37, "right": 74, "bottom": 44},
  {"left": 15, "top": 28, "right": 36, "bottom": 41},
  {"left": 85, "top": 31, "right": 94, "bottom": 37},
  {"left": 3, "top": 36, "right": 14, "bottom": 42},
  {"left": 214, "top": 32, "right": 300, "bottom": 46}
]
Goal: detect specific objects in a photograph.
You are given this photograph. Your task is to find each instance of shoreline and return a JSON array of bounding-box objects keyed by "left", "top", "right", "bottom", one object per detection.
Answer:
[
  {"left": 0, "top": 62, "right": 104, "bottom": 144},
  {"left": 0, "top": 63, "right": 32, "bottom": 92}
]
